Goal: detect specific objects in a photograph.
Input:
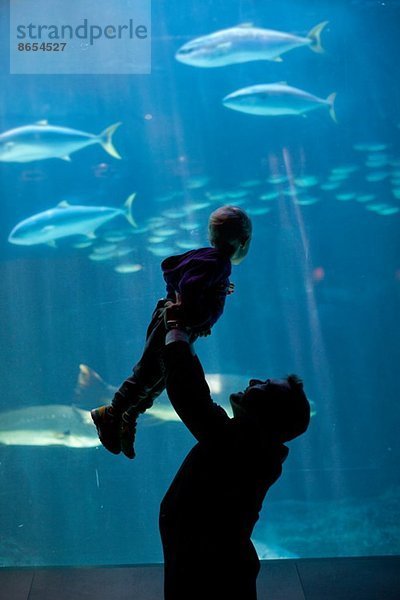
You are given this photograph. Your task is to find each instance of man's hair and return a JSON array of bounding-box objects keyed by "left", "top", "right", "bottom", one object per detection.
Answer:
[
  {"left": 208, "top": 205, "right": 252, "bottom": 255},
  {"left": 233, "top": 374, "right": 310, "bottom": 442}
]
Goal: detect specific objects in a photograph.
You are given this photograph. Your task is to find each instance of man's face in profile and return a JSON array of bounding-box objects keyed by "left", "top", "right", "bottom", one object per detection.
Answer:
[{"left": 230, "top": 378, "right": 291, "bottom": 418}]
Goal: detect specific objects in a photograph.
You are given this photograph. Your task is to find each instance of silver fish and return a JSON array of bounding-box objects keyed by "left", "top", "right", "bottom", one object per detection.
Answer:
[
  {"left": 8, "top": 194, "right": 136, "bottom": 246},
  {"left": 175, "top": 22, "right": 327, "bottom": 67},
  {"left": 0, "top": 120, "right": 122, "bottom": 163},
  {"left": 223, "top": 83, "right": 337, "bottom": 122}
]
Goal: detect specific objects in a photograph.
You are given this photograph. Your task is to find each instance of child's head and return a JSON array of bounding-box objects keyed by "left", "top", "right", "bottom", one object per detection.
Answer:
[
  {"left": 229, "top": 374, "right": 310, "bottom": 442},
  {"left": 208, "top": 205, "right": 252, "bottom": 264}
]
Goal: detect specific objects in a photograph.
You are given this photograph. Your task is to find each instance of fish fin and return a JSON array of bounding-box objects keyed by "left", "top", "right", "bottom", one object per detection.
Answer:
[
  {"left": 46, "top": 240, "right": 57, "bottom": 247},
  {"left": 327, "top": 92, "right": 338, "bottom": 123},
  {"left": 86, "top": 231, "right": 97, "bottom": 240},
  {"left": 60, "top": 155, "right": 71, "bottom": 162},
  {"left": 35, "top": 119, "right": 48, "bottom": 126},
  {"left": 238, "top": 22, "right": 254, "bottom": 28},
  {"left": 99, "top": 122, "right": 122, "bottom": 159},
  {"left": 74, "top": 363, "right": 116, "bottom": 404},
  {"left": 124, "top": 193, "right": 137, "bottom": 228},
  {"left": 272, "top": 56, "right": 283, "bottom": 62},
  {"left": 57, "top": 200, "right": 70, "bottom": 208},
  {"left": 308, "top": 21, "right": 328, "bottom": 54}
]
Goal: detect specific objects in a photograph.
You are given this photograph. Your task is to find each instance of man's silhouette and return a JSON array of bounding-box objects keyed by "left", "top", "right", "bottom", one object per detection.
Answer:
[{"left": 160, "top": 326, "right": 310, "bottom": 600}]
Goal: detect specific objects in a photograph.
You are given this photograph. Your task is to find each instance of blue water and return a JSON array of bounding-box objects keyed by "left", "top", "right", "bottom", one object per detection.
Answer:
[{"left": 0, "top": 0, "right": 399, "bottom": 566}]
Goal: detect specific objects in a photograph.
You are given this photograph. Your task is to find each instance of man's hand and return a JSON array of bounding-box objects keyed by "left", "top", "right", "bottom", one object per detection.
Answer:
[{"left": 164, "top": 293, "right": 187, "bottom": 331}]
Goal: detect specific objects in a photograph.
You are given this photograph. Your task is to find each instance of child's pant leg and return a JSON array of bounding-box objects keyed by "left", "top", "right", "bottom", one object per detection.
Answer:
[{"left": 111, "top": 299, "right": 168, "bottom": 414}]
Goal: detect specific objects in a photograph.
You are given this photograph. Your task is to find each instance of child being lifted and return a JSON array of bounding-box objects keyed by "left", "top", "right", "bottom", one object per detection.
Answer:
[{"left": 91, "top": 205, "right": 252, "bottom": 459}]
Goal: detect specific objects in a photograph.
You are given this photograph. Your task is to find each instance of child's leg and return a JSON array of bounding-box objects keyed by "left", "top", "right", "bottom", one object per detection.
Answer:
[
  {"left": 91, "top": 299, "right": 168, "bottom": 457},
  {"left": 112, "top": 298, "right": 169, "bottom": 414}
]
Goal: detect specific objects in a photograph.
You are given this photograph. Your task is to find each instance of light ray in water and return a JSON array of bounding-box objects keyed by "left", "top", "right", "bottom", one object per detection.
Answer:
[{"left": 281, "top": 147, "right": 345, "bottom": 497}]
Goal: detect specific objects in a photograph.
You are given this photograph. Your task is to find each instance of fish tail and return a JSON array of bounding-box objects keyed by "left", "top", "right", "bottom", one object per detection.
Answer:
[
  {"left": 99, "top": 122, "right": 122, "bottom": 159},
  {"left": 124, "top": 193, "right": 137, "bottom": 228},
  {"left": 327, "top": 92, "right": 338, "bottom": 123},
  {"left": 308, "top": 21, "right": 328, "bottom": 54}
]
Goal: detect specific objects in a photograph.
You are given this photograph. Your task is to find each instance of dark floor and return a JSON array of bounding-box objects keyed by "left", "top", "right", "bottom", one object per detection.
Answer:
[{"left": 0, "top": 556, "right": 399, "bottom": 600}]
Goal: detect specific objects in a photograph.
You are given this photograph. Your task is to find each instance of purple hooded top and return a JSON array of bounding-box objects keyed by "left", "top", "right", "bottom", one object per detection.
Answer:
[{"left": 161, "top": 247, "right": 232, "bottom": 332}]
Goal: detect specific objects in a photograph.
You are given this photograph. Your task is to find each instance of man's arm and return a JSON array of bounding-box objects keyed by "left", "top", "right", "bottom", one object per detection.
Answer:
[{"left": 163, "top": 332, "right": 229, "bottom": 442}]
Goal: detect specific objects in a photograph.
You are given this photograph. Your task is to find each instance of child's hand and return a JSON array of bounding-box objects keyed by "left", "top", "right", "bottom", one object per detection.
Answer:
[{"left": 164, "top": 293, "right": 186, "bottom": 330}]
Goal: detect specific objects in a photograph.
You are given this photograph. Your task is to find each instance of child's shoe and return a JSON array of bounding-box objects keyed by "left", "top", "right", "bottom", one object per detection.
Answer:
[
  {"left": 91, "top": 405, "right": 122, "bottom": 454},
  {"left": 120, "top": 410, "right": 139, "bottom": 459}
]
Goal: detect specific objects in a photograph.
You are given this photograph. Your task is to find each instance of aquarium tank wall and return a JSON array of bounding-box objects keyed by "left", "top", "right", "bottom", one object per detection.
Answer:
[{"left": 0, "top": 0, "right": 399, "bottom": 567}]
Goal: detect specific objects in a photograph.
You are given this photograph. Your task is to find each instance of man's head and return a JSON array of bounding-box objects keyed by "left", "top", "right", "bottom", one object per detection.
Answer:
[
  {"left": 230, "top": 374, "right": 310, "bottom": 442},
  {"left": 208, "top": 205, "right": 252, "bottom": 264}
]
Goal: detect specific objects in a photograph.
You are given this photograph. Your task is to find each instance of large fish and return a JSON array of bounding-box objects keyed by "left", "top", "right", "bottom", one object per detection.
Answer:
[
  {"left": 0, "top": 405, "right": 98, "bottom": 448},
  {"left": 0, "top": 120, "right": 122, "bottom": 163},
  {"left": 175, "top": 21, "right": 328, "bottom": 67},
  {"left": 76, "top": 364, "right": 316, "bottom": 422},
  {"left": 8, "top": 194, "right": 137, "bottom": 246},
  {"left": 0, "top": 366, "right": 315, "bottom": 448},
  {"left": 223, "top": 83, "right": 337, "bottom": 121}
]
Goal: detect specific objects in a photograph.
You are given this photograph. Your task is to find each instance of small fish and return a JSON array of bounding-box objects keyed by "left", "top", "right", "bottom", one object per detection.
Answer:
[
  {"left": 320, "top": 182, "right": 341, "bottom": 191},
  {"left": 88, "top": 252, "right": 111, "bottom": 262},
  {"left": 336, "top": 193, "right": 356, "bottom": 201},
  {"left": 73, "top": 240, "right": 94, "bottom": 249},
  {"left": 8, "top": 194, "right": 136, "bottom": 246},
  {"left": 377, "top": 206, "right": 399, "bottom": 216},
  {"left": 176, "top": 241, "right": 196, "bottom": 250},
  {"left": 283, "top": 187, "right": 299, "bottom": 197},
  {"left": 191, "top": 202, "right": 213, "bottom": 211},
  {"left": 226, "top": 189, "right": 249, "bottom": 199},
  {"left": 179, "top": 222, "right": 200, "bottom": 231},
  {"left": 161, "top": 209, "right": 187, "bottom": 219},
  {"left": 186, "top": 175, "right": 210, "bottom": 189},
  {"left": 365, "top": 203, "right": 390, "bottom": 212},
  {"left": 151, "top": 228, "right": 178, "bottom": 237},
  {"left": 102, "top": 232, "right": 129, "bottom": 243},
  {"left": 259, "top": 191, "right": 279, "bottom": 201},
  {"left": 175, "top": 22, "right": 327, "bottom": 67},
  {"left": 93, "top": 243, "right": 118, "bottom": 254},
  {"left": 240, "top": 179, "right": 262, "bottom": 188},
  {"left": 0, "top": 121, "right": 122, "bottom": 163},
  {"left": 148, "top": 236, "right": 168, "bottom": 244},
  {"left": 295, "top": 197, "right": 318, "bottom": 205},
  {"left": 246, "top": 206, "right": 271, "bottom": 215},
  {"left": 353, "top": 142, "right": 388, "bottom": 152},
  {"left": 331, "top": 165, "right": 358, "bottom": 175},
  {"left": 114, "top": 263, "right": 143, "bottom": 274},
  {"left": 147, "top": 245, "right": 175, "bottom": 257},
  {"left": 365, "top": 172, "right": 389, "bottom": 182},
  {"left": 205, "top": 190, "right": 227, "bottom": 201},
  {"left": 356, "top": 194, "right": 375, "bottom": 203},
  {"left": 294, "top": 175, "right": 319, "bottom": 188},
  {"left": 267, "top": 175, "right": 287, "bottom": 185},
  {"left": 223, "top": 83, "right": 337, "bottom": 122}
]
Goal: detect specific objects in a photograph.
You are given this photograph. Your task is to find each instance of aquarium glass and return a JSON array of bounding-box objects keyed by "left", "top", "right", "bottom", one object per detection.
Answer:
[{"left": 0, "top": 0, "right": 399, "bottom": 566}]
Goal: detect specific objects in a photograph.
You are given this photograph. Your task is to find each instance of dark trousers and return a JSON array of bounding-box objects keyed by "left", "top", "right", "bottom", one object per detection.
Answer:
[
  {"left": 112, "top": 299, "right": 196, "bottom": 416},
  {"left": 111, "top": 299, "right": 168, "bottom": 415}
]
